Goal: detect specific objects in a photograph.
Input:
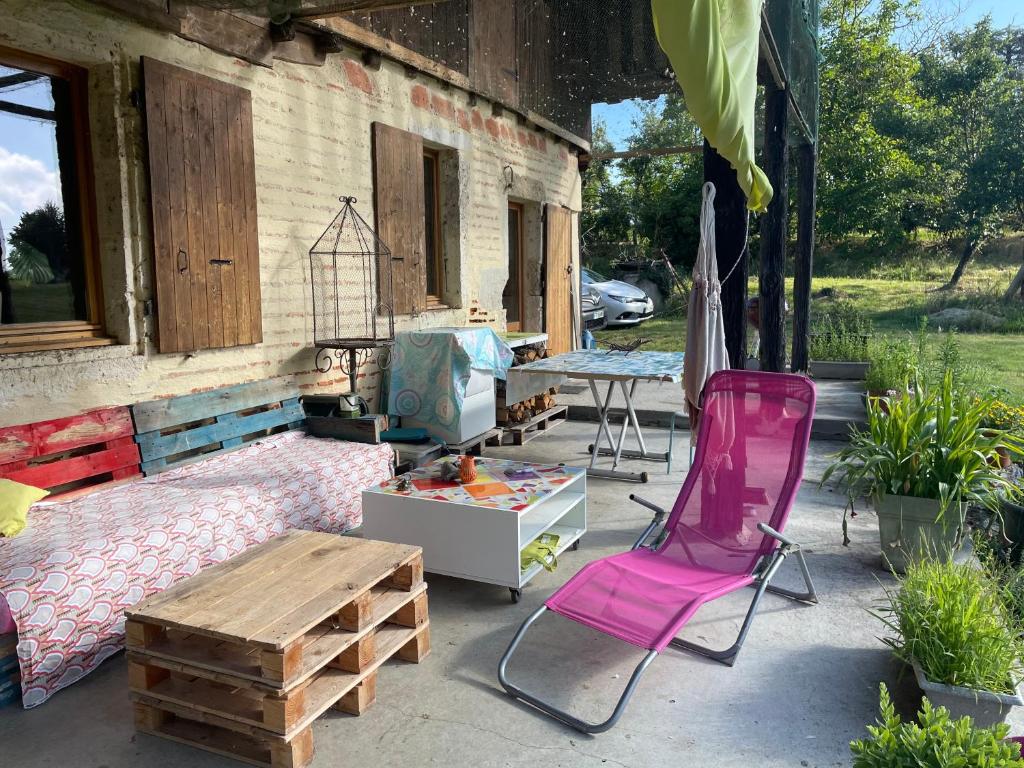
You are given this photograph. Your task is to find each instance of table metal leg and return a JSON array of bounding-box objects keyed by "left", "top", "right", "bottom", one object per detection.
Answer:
[
  {"left": 584, "top": 378, "right": 653, "bottom": 483},
  {"left": 587, "top": 380, "right": 617, "bottom": 469},
  {"left": 592, "top": 378, "right": 671, "bottom": 466}
]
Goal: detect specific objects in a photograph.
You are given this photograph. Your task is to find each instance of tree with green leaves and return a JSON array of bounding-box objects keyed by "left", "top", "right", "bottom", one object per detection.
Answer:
[
  {"left": 907, "top": 20, "right": 1019, "bottom": 289},
  {"left": 817, "top": 0, "right": 925, "bottom": 245},
  {"left": 9, "top": 202, "right": 68, "bottom": 283}
]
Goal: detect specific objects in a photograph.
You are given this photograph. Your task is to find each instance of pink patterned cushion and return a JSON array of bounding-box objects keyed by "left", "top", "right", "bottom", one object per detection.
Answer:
[{"left": 0, "top": 431, "right": 393, "bottom": 708}]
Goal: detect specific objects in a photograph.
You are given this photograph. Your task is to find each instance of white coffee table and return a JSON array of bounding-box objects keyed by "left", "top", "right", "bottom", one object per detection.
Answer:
[{"left": 362, "top": 457, "right": 586, "bottom": 602}]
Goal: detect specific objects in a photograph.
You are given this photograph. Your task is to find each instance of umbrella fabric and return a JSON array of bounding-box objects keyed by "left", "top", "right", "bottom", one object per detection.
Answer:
[
  {"left": 650, "top": 0, "right": 772, "bottom": 212},
  {"left": 684, "top": 182, "right": 730, "bottom": 429}
]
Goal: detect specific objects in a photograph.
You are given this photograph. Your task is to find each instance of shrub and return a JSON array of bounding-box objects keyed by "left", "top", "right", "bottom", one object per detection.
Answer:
[
  {"left": 851, "top": 684, "right": 1021, "bottom": 767},
  {"left": 864, "top": 337, "right": 915, "bottom": 393},
  {"left": 876, "top": 558, "right": 1023, "bottom": 694},
  {"left": 810, "top": 304, "right": 872, "bottom": 362}
]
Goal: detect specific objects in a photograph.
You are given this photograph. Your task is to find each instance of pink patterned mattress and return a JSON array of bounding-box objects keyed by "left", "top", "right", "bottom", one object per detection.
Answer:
[{"left": 0, "top": 431, "right": 393, "bottom": 708}]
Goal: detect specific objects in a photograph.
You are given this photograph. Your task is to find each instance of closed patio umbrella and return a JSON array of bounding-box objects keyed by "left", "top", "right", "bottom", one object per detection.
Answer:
[{"left": 684, "top": 182, "right": 730, "bottom": 428}]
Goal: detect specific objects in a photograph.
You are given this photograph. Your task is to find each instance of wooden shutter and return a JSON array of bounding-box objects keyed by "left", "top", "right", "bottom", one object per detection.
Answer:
[
  {"left": 372, "top": 122, "right": 426, "bottom": 315},
  {"left": 143, "top": 57, "right": 262, "bottom": 353},
  {"left": 544, "top": 204, "right": 574, "bottom": 355}
]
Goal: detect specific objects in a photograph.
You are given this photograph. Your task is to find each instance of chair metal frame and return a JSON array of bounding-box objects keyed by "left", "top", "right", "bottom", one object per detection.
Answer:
[{"left": 497, "top": 494, "right": 818, "bottom": 734}]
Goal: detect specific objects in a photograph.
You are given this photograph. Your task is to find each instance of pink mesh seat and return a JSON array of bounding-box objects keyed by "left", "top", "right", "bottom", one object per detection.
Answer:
[
  {"left": 499, "top": 371, "right": 817, "bottom": 733},
  {"left": 546, "top": 550, "right": 755, "bottom": 651}
]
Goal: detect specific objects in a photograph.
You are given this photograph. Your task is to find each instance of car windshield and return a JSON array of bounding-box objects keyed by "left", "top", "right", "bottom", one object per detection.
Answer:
[{"left": 582, "top": 267, "right": 608, "bottom": 284}]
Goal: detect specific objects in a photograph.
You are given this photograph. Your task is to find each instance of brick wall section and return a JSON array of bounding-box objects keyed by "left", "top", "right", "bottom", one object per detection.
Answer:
[{"left": 0, "top": 1, "right": 582, "bottom": 426}]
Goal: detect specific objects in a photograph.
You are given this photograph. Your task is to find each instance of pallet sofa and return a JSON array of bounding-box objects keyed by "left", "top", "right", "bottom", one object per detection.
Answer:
[{"left": 0, "top": 378, "right": 394, "bottom": 708}]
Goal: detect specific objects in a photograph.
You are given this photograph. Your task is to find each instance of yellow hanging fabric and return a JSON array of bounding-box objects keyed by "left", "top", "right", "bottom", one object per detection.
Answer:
[{"left": 651, "top": 0, "right": 773, "bottom": 212}]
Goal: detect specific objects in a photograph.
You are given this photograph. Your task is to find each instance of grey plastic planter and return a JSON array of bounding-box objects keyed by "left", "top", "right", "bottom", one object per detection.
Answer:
[
  {"left": 875, "top": 494, "right": 965, "bottom": 573},
  {"left": 913, "top": 662, "right": 1024, "bottom": 727},
  {"left": 809, "top": 360, "right": 868, "bottom": 380}
]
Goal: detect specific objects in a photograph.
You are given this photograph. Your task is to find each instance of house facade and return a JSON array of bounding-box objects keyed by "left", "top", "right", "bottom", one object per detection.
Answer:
[{"left": 0, "top": 1, "right": 604, "bottom": 426}]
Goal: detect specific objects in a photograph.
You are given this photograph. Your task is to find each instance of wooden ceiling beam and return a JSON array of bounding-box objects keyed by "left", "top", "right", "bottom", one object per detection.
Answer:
[
  {"left": 291, "top": 0, "right": 452, "bottom": 19},
  {"left": 584, "top": 145, "right": 702, "bottom": 162}
]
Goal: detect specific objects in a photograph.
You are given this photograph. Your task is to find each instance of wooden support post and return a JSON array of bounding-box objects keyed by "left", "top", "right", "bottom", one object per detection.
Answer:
[
  {"left": 385, "top": 555, "right": 423, "bottom": 591},
  {"left": 334, "top": 671, "right": 378, "bottom": 715},
  {"left": 270, "top": 727, "right": 314, "bottom": 768},
  {"left": 391, "top": 592, "right": 429, "bottom": 628},
  {"left": 336, "top": 591, "right": 373, "bottom": 632},
  {"left": 703, "top": 140, "right": 749, "bottom": 368},
  {"left": 336, "top": 633, "right": 376, "bottom": 674},
  {"left": 125, "top": 620, "right": 166, "bottom": 650},
  {"left": 263, "top": 688, "right": 307, "bottom": 733},
  {"left": 758, "top": 80, "right": 790, "bottom": 373},
  {"left": 791, "top": 142, "right": 817, "bottom": 373},
  {"left": 398, "top": 625, "right": 431, "bottom": 663},
  {"left": 261, "top": 643, "right": 303, "bottom": 683}
]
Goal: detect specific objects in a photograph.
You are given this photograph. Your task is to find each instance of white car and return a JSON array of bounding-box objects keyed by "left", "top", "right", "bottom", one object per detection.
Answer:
[{"left": 581, "top": 267, "right": 655, "bottom": 327}]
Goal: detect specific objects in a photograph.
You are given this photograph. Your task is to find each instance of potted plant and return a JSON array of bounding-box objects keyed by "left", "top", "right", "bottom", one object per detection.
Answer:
[
  {"left": 824, "top": 371, "right": 1019, "bottom": 572},
  {"left": 809, "top": 304, "right": 872, "bottom": 380},
  {"left": 983, "top": 399, "right": 1024, "bottom": 469},
  {"left": 851, "top": 683, "right": 1023, "bottom": 764},
  {"left": 874, "top": 559, "right": 1024, "bottom": 726}
]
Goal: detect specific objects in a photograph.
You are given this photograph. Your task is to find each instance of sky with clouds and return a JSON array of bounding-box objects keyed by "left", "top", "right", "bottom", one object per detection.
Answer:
[{"left": 0, "top": 69, "right": 61, "bottom": 261}]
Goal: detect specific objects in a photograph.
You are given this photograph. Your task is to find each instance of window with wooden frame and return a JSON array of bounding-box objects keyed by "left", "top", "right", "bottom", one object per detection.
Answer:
[
  {"left": 504, "top": 201, "right": 525, "bottom": 332},
  {"left": 422, "top": 148, "right": 445, "bottom": 309},
  {"left": 0, "top": 45, "right": 108, "bottom": 355},
  {"left": 372, "top": 122, "right": 457, "bottom": 316}
]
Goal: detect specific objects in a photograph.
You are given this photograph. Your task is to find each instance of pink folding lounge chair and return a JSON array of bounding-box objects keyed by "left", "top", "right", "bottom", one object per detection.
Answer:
[{"left": 498, "top": 370, "right": 818, "bottom": 733}]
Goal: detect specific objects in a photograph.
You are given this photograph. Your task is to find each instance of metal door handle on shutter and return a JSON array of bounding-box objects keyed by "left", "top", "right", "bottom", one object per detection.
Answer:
[
  {"left": 178, "top": 249, "right": 188, "bottom": 273},
  {"left": 209, "top": 259, "right": 233, "bottom": 265}
]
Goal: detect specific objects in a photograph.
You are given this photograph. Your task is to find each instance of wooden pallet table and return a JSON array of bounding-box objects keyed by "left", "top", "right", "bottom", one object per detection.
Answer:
[
  {"left": 126, "top": 530, "right": 429, "bottom": 768},
  {"left": 504, "top": 405, "right": 568, "bottom": 446}
]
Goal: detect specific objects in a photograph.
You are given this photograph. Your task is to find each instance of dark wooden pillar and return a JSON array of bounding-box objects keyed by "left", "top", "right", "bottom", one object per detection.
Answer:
[
  {"left": 758, "top": 80, "right": 790, "bottom": 373},
  {"left": 703, "top": 140, "right": 748, "bottom": 369},
  {"left": 791, "top": 143, "right": 817, "bottom": 373}
]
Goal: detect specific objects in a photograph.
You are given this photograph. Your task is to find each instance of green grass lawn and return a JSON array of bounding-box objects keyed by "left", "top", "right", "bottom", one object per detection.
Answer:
[{"left": 594, "top": 249, "right": 1024, "bottom": 403}]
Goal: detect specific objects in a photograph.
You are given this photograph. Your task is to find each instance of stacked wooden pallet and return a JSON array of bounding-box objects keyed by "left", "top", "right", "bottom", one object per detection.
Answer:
[{"left": 126, "top": 531, "right": 429, "bottom": 768}]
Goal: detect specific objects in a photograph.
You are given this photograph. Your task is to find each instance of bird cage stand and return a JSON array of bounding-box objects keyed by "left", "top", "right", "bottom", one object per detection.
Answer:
[{"left": 309, "top": 196, "right": 397, "bottom": 397}]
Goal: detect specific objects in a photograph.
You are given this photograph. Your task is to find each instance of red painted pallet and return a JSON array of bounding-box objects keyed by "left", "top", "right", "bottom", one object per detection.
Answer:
[{"left": 0, "top": 406, "right": 141, "bottom": 496}]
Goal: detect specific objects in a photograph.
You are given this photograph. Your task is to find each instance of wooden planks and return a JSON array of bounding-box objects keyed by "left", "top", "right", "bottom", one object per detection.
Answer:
[
  {"left": 0, "top": 407, "right": 141, "bottom": 494},
  {"left": 142, "top": 57, "right": 262, "bottom": 353},
  {"left": 468, "top": 0, "right": 518, "bottom": 105},
  {"left": 130, "top": 378, "right": 304, "bottom": 475},
  {"left": 127, "top": 532, "right": 422, "bottom": 650},
  {"left": 129, "top": 533, "right": 430, "bottom": 767},
  {"left": 544, "top": 204, "right": 574, "bottom": 355},
  {"left": 372, "top": 122, "right": 426, "bottom": 315}
]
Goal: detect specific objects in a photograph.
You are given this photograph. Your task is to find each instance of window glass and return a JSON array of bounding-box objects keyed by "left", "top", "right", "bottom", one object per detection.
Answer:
[
  {"left": 422, "top": 151, "right": 440, "bottom": 298},
  {"left": 504, "top": 204, "right": 522, "bottom": 328},
  {"left": 0, "top": 62, "right": 88, "bottom": 325}
]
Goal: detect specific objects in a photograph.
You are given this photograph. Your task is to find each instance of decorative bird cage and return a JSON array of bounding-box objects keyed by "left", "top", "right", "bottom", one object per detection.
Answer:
[{"left": 309, "top": 196, "right": 395, "bottom": 386}]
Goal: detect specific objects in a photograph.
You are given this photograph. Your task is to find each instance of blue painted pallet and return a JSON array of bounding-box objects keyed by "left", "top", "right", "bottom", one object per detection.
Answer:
[{"left": 131, "top": 378, "right": 306, "bottom": 475}]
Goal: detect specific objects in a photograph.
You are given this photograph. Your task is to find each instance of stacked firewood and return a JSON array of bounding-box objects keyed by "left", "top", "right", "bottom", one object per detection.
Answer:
[
  {"left": 497, "top": 389, "right": 558, "bottom": 425},
  {"left": 496, "top": 343, "right": 559, "bottom": 425}
]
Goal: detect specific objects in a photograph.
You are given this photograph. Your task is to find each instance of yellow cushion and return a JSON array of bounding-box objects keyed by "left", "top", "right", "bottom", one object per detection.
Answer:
[{"left": 0, "top": 479, "right": 49, "bottom": 537}]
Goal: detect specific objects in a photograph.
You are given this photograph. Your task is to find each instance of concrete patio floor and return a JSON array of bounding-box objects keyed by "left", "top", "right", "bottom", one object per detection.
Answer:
[{"left": 2, "top": 423, "right": 1016, "bottom": 767}]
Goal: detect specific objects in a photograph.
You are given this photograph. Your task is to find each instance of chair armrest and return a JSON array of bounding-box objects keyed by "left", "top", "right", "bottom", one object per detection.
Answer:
[
  {"left": 629, "top": 494, "right": 667, "bottom": 550},
  {"left": 757, "top": 522, "right": 797, "bottom": 549}
]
